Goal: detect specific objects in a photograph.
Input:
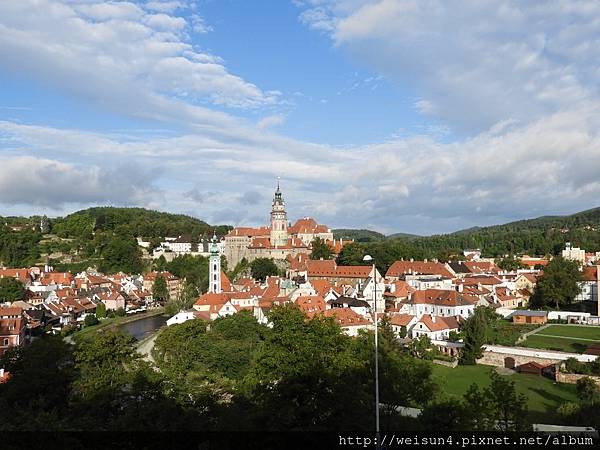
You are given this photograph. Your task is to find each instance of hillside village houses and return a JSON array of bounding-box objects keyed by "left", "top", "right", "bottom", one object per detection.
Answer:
[{"left": 3, "top": 191, "right": 600, "bottom": 360}]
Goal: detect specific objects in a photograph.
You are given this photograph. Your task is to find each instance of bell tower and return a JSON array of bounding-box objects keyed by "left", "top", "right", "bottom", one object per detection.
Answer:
[
  {"left": 208, "top": 231, "right": 221, "bottom": 294},
  {"left": 270, "top": 178, "right": 288, "bottom": 247}
]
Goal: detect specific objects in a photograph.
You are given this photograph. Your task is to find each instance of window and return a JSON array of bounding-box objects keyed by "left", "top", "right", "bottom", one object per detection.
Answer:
[{"left": 2, "top": 338, "right": 8, "bottom": 346}]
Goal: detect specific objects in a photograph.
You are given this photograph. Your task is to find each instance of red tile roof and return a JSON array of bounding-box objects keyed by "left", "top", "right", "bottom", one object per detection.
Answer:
[
  {"left": 324, "top": 307, "right": 371, "bottom": 327},
  {"left": 389, "top": 313, "right": 415, "bottom": 327},
  {"left": 386, "top": 261, "right": 453, "bottom": 278},
  {"left": 417, "top": 314, "right": 460, "bottom": 332},
  {"left": 295, "top": 295, "right": 326, "bottom": 317},
  {"left": 410, "top": 289, "right": 478, "bottom": 306}
]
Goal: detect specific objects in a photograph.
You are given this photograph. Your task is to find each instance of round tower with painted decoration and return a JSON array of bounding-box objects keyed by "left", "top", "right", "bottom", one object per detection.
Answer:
[{"left": 270, "top": 178, "right": 288, "bottom": 247}]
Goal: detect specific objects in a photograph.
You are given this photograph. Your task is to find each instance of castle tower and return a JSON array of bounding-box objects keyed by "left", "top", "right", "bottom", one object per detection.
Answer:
[
  {"left": 270, "top": 179, "right": 288, "bottom": 247},
  {"left": 209, "top": 231, "right": 221, "bottom": 294}
]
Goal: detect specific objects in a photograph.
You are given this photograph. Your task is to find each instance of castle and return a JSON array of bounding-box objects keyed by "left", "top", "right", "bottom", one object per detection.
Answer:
[{"left": 224, "top": 182, "right": 334, "bottom": 267}]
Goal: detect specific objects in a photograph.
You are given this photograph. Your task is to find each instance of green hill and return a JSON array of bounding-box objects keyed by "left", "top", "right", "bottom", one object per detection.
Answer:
[
  {"left": 336, "top": 206, "right": 600, "bottom": 271},
  {"left": 50, "top": 207, "right": 231, "bottom": 240},
  {"left": 333, "top": 229, "right": 386, "bottom": 242}
]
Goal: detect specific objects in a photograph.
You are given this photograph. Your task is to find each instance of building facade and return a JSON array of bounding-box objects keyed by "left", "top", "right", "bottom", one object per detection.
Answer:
[{"left": 224, "top": 184, "right": 333, "bottom": 267}]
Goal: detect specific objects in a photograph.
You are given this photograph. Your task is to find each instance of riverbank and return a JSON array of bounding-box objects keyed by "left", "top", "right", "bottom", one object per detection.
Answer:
[{"left": 71, "top": 308, "right": 165, "bottom": 342}]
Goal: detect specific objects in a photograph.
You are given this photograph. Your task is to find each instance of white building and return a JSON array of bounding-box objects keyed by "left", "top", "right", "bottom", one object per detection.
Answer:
[{"left": 562, "top": 243, "right": 585, "bottom": 263}]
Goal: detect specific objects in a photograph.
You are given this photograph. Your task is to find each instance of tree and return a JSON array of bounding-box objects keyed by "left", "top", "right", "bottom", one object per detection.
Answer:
[
  {"left": 114, "top": 307, "right": 126, "bottom": 317},
  {"left": 0, "top": 277, "right": 25, "bottom": 303},
  {"left": 95, "top": 302, "right": 107, "bottom": 319},
  {"left": 462, "top": 371, "right": 529, "bottom": 431},
  {"left": 460, "top": 307, "right": 488, "bottom": 364},
  {"left": 84, "top": 314, "right": 99, "bottom": 327},
  {"left": 164, "top": 281, "right": 198, "bottom": 316},
  {"left": 530, "top": 256, "right": 581, "bottom": 309},
  {"left": 98, "top": 236, "right": 143, "bottom": 274},
  {"left": 310, "top": 237, "right": 333, "bottom": 260},
  {"left": 250, "top": 258, "right": 279, "bottom": 282},
  {"left": 152, "top": 275, "right": 169, "bottom": 303},
  {"left": 576, "top": 377, "right": 600, "bottom": 404},
  {"left": 496, "top": 256, "right": 524, "bottom": 271}
]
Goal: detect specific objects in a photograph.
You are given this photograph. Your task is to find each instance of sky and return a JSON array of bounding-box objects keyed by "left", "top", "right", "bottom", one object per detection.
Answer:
[{"left": 1, "top": 0, "right": 599, "bottom": 235}]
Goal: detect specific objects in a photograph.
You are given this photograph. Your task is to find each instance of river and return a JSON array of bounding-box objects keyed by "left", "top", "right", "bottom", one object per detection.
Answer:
[{"left": 118, "top": 314, "right": 167, "bottom": 341}]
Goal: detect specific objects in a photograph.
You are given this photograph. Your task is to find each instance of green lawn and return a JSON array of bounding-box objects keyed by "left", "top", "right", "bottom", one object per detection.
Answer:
[
  {"left": 518, "top": 325, "right": 600, "bottom": 353},
  {"left": 520, "top": 335, "right": 591, "bottom": 353},
  {"left": 431, "top": 364, "right": 578, "bottom": 424},
  {"left": 541, "top": 325, "right": 600, "bottom": 340}
]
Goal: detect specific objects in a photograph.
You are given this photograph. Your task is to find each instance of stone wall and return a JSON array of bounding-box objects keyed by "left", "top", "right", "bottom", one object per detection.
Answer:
[
  {"left": 476, "top": 345, "right": 596, "bottom": 368},
  {"left": 555, "top": 372, "right": 600, "bottom": 386}
]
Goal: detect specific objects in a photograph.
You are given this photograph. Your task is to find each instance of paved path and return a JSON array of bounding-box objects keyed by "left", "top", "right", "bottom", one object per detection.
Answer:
[{"left": 136, "top": 332, "right": 159, "bottom": 364}]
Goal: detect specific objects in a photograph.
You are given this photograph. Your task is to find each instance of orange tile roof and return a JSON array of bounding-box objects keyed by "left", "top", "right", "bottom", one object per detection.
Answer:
[
  {"left": 0, "top": 268, "right": 31, "bottom": 283},
  {"left": 194, "top": 292, "right": 231, "bottom": 306},
  {"left": 288, "top": 217, "right": 329, "bottom": 235},
  {"left": 582, "top": 266, "right": 598, "bottom": 282},
  {"left": 463, "top": 261, "right": 499, "bottom": 274},
  {"left": 324, "top": 307, "right": 371, "bottom": 327},
  {"left": 418, "top": 314, "right": 460, "bottom": 332},
  {"left": 227, "top": 227, "right": 270, "bottom": 237},
  {"left": 410, "top": 289, "right": 478, "bottom": 306},
  {"left": 295, "top": 295, "right": 326, "bottom": 317},
  {"left": 389, "top": 313, "right": 415, "bottom": 327},
  {"left": 386, "top": 261, "right": 453, "bottom": 278}
]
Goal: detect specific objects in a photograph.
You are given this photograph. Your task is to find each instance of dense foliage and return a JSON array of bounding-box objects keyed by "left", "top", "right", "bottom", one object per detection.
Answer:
[
  {"left": 310, "top": 237, "right": 334, "bottom": 260},
  {"left": 0, "top": 223, "right": 41, "bottom": 267},
  {"left": 250, "top": 258, "right": 279, "bottom": 282},
  {"left": 530, "top": 256, "right": 582, "bottom": 309},
  {"left": 0, "top": 277, "right": 25, "bottom": 302},
  {"left": 336, "top": 207, "right": 600, "bottom": 272},
  {"left": 50, "top": 207, "right": 230, "bottom": 240}
]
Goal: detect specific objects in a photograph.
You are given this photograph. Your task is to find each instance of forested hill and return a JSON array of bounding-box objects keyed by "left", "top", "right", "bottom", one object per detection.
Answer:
[
  {"left": 452, "top": 207, "right": 600, "bottom": 235},
  {"left": 336, "top": 206, "right": 600, "bottom": 271},
  {"left": 333, "top": 229, "right": 419, "bottom": 242},
  {"left": 50, "top": 207, "right": 231, "bottom": 240},
  {"left": 0, "top": 207, "right": 230, "bottom": 269}
]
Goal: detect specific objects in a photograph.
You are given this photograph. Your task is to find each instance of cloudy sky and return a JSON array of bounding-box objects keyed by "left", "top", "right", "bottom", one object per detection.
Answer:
[{"left": 1, "top": 0, "right": 599, "bottom": 235}]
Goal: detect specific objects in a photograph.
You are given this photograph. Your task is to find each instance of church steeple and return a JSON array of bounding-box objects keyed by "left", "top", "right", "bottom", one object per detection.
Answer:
[
  {"left": 270, "top": 178, "right": 288, "bottom": 247},
  {"left": 208, "top": 231, "right": 222, "bottom": 293}
]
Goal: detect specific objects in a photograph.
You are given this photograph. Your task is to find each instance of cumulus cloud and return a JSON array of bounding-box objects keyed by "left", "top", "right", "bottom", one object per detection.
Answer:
[
  {"left": 0, "top": 0, "right": 278, "bottom": 128},
  {"left": 0, "top": 156, "right": 162, "bottom": 208},
  {"left": 2, "top": 106, "right": 600, "bottom": 234},
  {"left": 298, "top": 0, "right": 600, "bottom": 132}
]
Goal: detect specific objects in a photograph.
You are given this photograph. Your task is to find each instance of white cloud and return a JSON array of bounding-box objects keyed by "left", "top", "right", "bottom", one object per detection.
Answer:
[
  {"left": 2, "top": 103, "right": 600, "bottom": 233},
  {"left": 257, "top": 114, "right": 285, "bottom": 129},
  {"left": 0, "top": 0, "right": 277, "bottom": 123},
  {"left": 298, "top": 0, "right": 600, "bottom": 132}
]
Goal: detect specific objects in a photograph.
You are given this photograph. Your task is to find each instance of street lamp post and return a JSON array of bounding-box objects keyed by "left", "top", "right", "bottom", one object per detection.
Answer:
[{"left": 363, "top": 254, "right": 380, "bottom": 447}]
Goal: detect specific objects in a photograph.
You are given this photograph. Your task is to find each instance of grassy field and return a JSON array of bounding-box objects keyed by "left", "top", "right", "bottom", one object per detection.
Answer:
[
  {"left": 431, "top": 364, "right": 578, "bottom": 424},
  {"left": 541, "top": 325, "right": 600, "bottom": 340},
  {"left": 519, "top": 324, "right": 600, "bottom": 353}
]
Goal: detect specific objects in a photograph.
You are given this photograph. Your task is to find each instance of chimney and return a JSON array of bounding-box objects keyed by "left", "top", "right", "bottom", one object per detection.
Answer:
[
  {"left": 424, "top": 258, "right": 428, "bottom": 263},
  {"left": 458, "top": 284, "right": 463, "bottom": 293},
  {"left": 410, "top": 258, "right": 414, "bottom": 262},
  {"left": 0, "top": 368, "right": 4, "bottom": 378},
  {"left": 431, "top": 316, "right": 436, "bottom": 323}
]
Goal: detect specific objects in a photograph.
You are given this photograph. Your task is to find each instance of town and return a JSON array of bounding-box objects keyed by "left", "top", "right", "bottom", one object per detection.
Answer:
[{"left": 1, "top": 185, "right": 600, "bottom": 437}]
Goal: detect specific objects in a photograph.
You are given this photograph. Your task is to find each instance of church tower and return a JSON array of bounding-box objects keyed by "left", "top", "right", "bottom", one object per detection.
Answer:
[
  {"left": 208, "top": 231, "right": 221, "bottom": 294},
  {"left": 270, "top": 179, "right": 288, "bottom": 247}
]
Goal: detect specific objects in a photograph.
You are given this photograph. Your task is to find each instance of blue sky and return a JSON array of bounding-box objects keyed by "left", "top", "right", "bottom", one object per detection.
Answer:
[{"left": 1, "top": 0, "right": 600, "bottom": 235}]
